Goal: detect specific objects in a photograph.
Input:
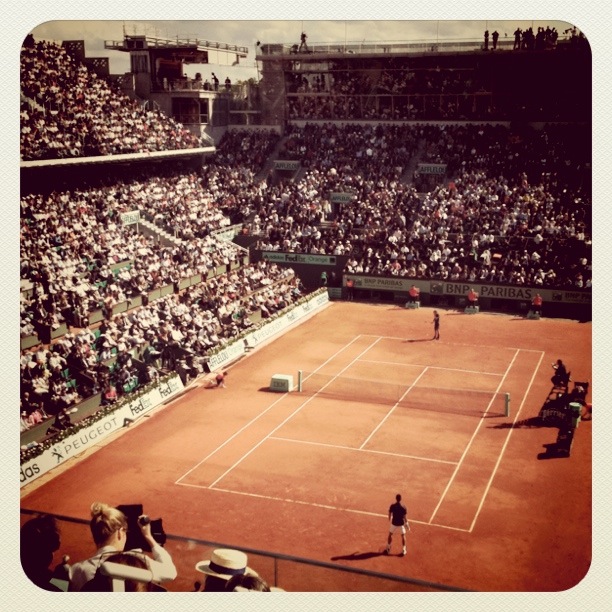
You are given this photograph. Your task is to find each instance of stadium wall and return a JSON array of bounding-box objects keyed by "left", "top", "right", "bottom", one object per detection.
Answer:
[
  {"left": 344, "top": 275, "right": 591, "bottom": 320},
  {"left": 256, "top": 250, "right": 349, "bottom": 288},
  {"left": 252, "top": 250, "right": 591, "bottom": 320}
]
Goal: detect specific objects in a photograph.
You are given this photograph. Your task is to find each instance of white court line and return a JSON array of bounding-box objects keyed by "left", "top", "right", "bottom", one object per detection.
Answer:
[
  {"left": 290, "top": 334, "right": 365, "bottom": 389},
  {"left": 207, "top": 336, "right": 383, "bottom": 489},
  {"left": 358, "top": 367, "right": 429, "bottom": 450},
  {"left": 361, "top": 333, "right": 544, "bottom": 353},
  {"left": 428, "top": 348, "right": 521, "bottom": 525},
  {"left": 270, "top": 435, "right": 459, "bottom": 465},
  {"left": 359, "top": 359, "right": 503, "bottom": 377},
  {"left": 175, "top": 390, "right": 289, "bottom": 485},
  {"left": 175, "top": 334, "right": 366, "bottom": 485},
  {"left": 467, "top": 350, "right": 545, "bottom": 533},
  {"left": 175, "top": 482, "right": 471, "bottom": 532}
]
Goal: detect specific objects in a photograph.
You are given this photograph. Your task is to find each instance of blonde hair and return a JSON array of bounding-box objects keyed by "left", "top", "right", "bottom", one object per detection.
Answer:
[{"left": 89, "top": 502, "right": 128, "bottom": 547}]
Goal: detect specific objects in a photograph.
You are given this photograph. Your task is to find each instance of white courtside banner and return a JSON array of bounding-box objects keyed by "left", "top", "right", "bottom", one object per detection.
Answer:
[{"left": 20, "top": 375, "right": 184, "bottom": 487}]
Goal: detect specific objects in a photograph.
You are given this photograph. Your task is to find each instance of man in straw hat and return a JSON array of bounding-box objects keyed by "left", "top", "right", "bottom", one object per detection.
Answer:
[{"left": 195, "top": 548, "right": 259, "bottom": 592}]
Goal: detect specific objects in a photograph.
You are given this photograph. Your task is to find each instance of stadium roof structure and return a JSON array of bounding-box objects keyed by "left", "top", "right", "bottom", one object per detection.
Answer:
[
  {"left": 20, "top": 146, "right": 216, "bottom": 169},
  {"left": 105, "top": 34, "right": 248, "bottom": 65},
  {"left": 256, "top": 30, "right": 584, "bottom": 59}
]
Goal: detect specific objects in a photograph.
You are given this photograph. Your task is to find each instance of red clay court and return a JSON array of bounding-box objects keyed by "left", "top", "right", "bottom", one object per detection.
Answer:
[{"left": 20, "top": 302, "right": 592, "bottom": 592}]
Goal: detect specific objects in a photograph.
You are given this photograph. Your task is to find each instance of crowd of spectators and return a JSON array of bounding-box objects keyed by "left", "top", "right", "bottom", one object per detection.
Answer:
[
  {"left": 286, "top": 78, "right": 495, "bottom": 122},
  {"left": 512, "top": 26, "right": 559, "bottom": 51},
  {"left": 245, "top": 122, "right": 591, "bottom": 289},
  {"left": 285, "top": 57, "right": 490, "bottom": 121},
  {"left": 509, "top": 25, "right": 590, "bottom": 51},
  {"left": 208, "top": 128, "right": 279, "bottom": 172},
  {"left": 20, "top": 121, "right": 591, "bottom": 436},
  {"left": 280, "top": 122, "right": 417, "bottom": 178},
  {"left": 20, "top": 166, "right": 252, "bottom": 337},
  {"left": 19, "top": 58, "right": 288, "bottom": 433},
  {"left": 20, "top": 258, "right": 305, "bottom": 426},
  {"left": 20, "top": 36, "right": 202, "bottom": 160},
  {"left": 199, "top": 128, "right": 280, "bottom": 224}
]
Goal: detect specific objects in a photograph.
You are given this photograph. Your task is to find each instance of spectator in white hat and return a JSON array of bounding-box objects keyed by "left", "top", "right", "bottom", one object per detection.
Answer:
[{"left": 195, "top": 548, "right": 259, "bottom": 592}]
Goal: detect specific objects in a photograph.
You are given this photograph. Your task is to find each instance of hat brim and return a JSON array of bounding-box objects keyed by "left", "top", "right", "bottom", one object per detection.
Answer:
[{"left": 195, "top": 560, "right": 257, "bottom": 580}]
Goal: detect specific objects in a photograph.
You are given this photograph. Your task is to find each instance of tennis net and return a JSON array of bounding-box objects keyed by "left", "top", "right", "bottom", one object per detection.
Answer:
[{"left": 296, "top": 370, "right": 509, "bottom": 418}]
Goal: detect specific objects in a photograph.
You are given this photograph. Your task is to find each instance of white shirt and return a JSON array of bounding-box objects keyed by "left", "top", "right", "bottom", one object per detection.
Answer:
[{"left": 69, "top": 543, "right": 177, "bottom": 591}]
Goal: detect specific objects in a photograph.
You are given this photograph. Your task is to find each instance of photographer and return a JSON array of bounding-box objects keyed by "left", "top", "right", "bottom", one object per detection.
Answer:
[
  {"left": 69, "top": 502, "right": 177, "bottom": 591},
  {"left": 551, "top": 359, "right": 570, "bottom": 388},
  {"left": 299, "top": 31, "right": 309, "bottom": 52}
]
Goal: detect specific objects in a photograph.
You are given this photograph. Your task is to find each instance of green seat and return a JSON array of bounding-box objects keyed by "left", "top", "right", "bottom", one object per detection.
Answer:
[{"left": 123, "top": 379, "right": 138, "bottom": 394}]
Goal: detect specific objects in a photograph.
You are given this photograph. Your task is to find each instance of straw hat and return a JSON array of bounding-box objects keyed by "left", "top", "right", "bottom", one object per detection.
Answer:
[{"left": 195, "top": 549, "right": 256, "bottom": 580}]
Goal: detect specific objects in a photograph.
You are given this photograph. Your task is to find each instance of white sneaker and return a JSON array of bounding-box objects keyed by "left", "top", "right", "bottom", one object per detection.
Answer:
[{"left": 401, "top": 548, "right": 407, "bottom": 556}]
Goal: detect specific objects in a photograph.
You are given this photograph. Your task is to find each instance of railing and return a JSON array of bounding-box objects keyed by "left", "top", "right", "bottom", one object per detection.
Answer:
[
  {"left": 258, "top": 38, "right": 515, "bottom": 57},
  {"left": 20, "top": 509, "right": 468, "bottom": 592},
  {"left": 165, "top": 80, "right": 232, "bottom": 93}
]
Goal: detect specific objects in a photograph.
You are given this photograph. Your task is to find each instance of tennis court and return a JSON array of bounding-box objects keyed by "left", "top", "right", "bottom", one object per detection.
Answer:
[{"left": 20, "top": 302, "right": 592, "bottom": 592}]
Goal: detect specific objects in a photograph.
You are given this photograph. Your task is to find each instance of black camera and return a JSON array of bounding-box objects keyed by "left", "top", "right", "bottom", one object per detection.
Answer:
[{"left": 118, "top": 505, "right": 166, "bottom": 550}]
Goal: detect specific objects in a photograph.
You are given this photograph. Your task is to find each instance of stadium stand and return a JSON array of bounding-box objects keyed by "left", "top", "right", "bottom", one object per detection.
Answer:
[
  {"left": 246, "top": 122, "right": 590, "bottom": 289},
  {"left": 20, "top": 37, "right": 202, "bottom": 160}
]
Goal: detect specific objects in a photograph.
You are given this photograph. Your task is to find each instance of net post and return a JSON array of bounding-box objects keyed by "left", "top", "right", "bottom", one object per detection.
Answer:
[
  {"left": 298, "top": 370, "right": 303, "bottom": 392},
  {"left": 505, "top": 392, "right": 510, "bottom": 417}
]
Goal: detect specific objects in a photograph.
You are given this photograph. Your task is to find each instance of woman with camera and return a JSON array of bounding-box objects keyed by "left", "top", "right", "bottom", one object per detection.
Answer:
[{"left": 68, "top": 501, "right": 177, "bottom": 591}]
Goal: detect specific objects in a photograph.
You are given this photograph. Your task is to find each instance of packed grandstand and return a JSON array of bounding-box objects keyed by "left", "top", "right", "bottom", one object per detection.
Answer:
[{"left": 20, "top": 29, "right": 591, "bottom": 465}]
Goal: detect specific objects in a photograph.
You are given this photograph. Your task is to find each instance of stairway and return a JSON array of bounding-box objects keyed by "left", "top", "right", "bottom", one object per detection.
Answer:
[
  {"left": 138, "top": 217, "right": 184, "bottom": 247},
  {"left": 254, "top": 134, "right": 296, "bottom": 183},
  {"left": 400, "top": 137, "right": 427, "bottom": 186}
]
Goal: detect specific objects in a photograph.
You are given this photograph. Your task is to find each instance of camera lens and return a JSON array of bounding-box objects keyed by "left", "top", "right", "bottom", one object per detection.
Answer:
[{"left": 138, "top": 515, "right": 150, "bottom": 526}]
